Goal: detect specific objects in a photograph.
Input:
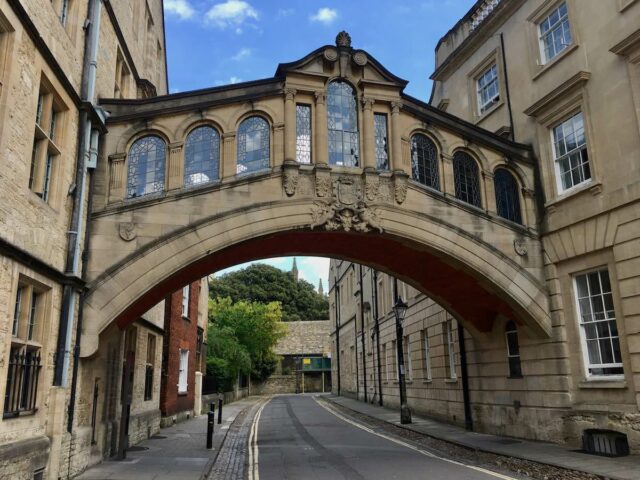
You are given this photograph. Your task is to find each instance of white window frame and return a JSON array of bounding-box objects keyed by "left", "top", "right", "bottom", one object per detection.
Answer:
[
  {"left": 537, "top": 2, "right": 572, "bottom": 64},
  {"left": 383, "top": 343, "right": 388, "bottom": 381},
  {"left": 476, "top": 63, "right": 500, "bottom": 114},
  {"left": 551, "top": 111, "right": 591, "bottom": 193},
  {"left": 403, "top": 335, "right": 412, "bottom": 381},
  {"left": 181, "top": 285, "right": 190, "bottom": 318},
  {"left": 393, "top": 340, "right": 398, "bottom": 381},
  {"left": 178, "top": 349, "right": 189, "bottom": 393},
  {"left": 445, "top": 320, "right": 457, "bottom": 380},
  {"left": 573, "top": 268, "right": 624, "bottom": 379},
  {"left": 423, "top": 329, "right": 432, "bottom": 381}
]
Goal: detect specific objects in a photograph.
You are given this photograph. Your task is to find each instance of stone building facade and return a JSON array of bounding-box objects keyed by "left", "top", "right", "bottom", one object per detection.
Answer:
[
  {"left": 0, "top": 1, "right": 166, "bottom": 478},
  {"left": 331, "top": 0, "right": 640, "bottom": 454}
]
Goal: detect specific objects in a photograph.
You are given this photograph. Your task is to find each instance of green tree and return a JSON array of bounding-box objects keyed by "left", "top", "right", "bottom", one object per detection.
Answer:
[
  {"left": 207, "top": 297, "right": 288, "bottom": 383},
  {"left": 209, "top": 263, "right": 328, "bottom": 321}
]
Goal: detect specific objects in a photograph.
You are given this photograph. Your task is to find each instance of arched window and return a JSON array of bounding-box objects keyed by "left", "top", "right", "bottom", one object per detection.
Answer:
[
  {"left": 505, "top": 321, "right": 522, "bottom": 378},
  {"left": 327, "top": 81, "right": 359, "bottom": 167},
  {"left": 494, "top": 168, "right": 522, "bottom": 224},
  {"left": 184, "top": 126, "right": 220, "bottom": 187},
  {"left": 453, "top": 151, "right": 482, "bottom": 207},
  {"left": 411, "top": 134, "right": 439, "bottom": 190},
  {"left": 127, "top": 135, "right": 166, "bottom": 199},
  {"left": 237, "top": 116, "right": 270, "bottom": 174}
]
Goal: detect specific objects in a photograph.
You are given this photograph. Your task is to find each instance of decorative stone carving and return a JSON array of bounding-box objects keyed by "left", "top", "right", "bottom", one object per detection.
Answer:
[
  {"left": 297, "top": 175, "right": 314, "bottom": 196},
  {"left": 393, "top": 172, "right": 409, "bottom": 204},
  {"left": 514, "top": 238, "right": 528, "bottom": 256},
  {"left": 352, "top": 50, "right": 368, "bottom": 66},
  {"left": 365, "top": 177, "right": 379, "bottom": 201},
  {"left": 283, "top": 168, "right": 298, "bottom": 196},
  {"left": 315, "top": 176, "right": 332, "bottom": 198},
  {"left": 391, "top": 101, "right": 403, "bottom": 114},
  {"left": 361, "top": 96, "right": 375, "bottom": 111},
  {"left": 335, "top": 31, "right": 352, "bottom": 48},
  {"left": 283, "top": 87, "right": 297, "bottom": 101},
  {"left": 310, "top": 176, "right": 383, "bottom": 233},
  {"left": 323, "top": 47, "right": 338, "bottom": 62},
  {"left": 119, "top": 222, "right": 137, "bottom": 242}
]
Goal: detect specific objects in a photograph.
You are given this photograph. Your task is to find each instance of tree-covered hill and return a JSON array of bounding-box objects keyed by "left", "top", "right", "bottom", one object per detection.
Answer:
[{"left": 209, "top": 263, "right": 329, "bottom": 321}]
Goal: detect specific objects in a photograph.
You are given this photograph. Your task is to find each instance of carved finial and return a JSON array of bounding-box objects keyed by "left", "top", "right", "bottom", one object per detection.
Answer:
[{"left": 336, "top": 31, "right": 352, "bottom": 48}]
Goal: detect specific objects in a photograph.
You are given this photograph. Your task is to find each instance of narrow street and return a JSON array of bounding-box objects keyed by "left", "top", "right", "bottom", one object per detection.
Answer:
[{"left": 251, "top": 395, "right": 518, "bottom": 480}]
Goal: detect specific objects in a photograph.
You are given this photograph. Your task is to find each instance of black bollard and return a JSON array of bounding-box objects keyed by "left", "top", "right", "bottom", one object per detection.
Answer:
[
  {"left": 210, "top": 402, "right": 215, "bottom": 416},
  {"left": 206, "top": 411, "right": 215, "bottom": 449},
  {"left": 217, "top": 397, "right": 223, "bottom": 424}
]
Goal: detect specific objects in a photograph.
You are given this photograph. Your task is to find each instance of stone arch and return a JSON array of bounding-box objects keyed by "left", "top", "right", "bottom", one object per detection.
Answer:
[
  {"left": 235, "top": 114, "right": 274, "bottom": 172},
  {"left": 493, "top": 160, "right": 534, "bottom": 192},
  {"left": 228, "top": 104, "right": 278, "bottom": 132},
  {"left": 405, "top": 123, "right": 449, "bottom": 155},
  {"left": 176, "top": 114, "right": 226, "bottom": 141},
  {"left": 451, "top": 147, "right": 485, "bottom": 207},
  {"left": 116, "top": 122, "right": 174, "bottom": 155},
  {"left": 407, "top": 128, "right": 443, "bottom": 191},
  {"left": 81, "top": 197, "right": 551, "bottom": 358}
]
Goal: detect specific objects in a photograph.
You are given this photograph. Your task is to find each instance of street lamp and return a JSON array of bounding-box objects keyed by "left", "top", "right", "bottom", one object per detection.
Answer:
[{"left": 393, "top": 296, "right": 412, "bottom": 424}]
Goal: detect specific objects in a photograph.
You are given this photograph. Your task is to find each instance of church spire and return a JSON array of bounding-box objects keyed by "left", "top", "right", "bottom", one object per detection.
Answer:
[
  {"left": 291, "top": 257, "right": 299, "bottom": 282},
  {"left": 318, "top": 278, "right": 324, "bottom": 296}
]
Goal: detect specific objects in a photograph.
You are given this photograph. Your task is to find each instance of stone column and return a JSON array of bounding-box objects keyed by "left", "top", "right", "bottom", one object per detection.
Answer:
[
  {"left": 167, "top": 142, "right": 184, "bottom": 190},
  {"left": 521, "top": 188, "right": 535, "bottom": 228},
  {"left": 441, "top": 153, "right": 455, "bottom": 196},
  {"left": 361, "top": 97, "right": 376, "bottom": 170},
  {"left": 273, "top": 123, "right": 285, "bottom": 167},
  {"left": 221, "top": 132, "right": 236, "bottom": 178},
  {"left": 314, "top": 91, "right": 328, "bottom": 165},
  {"left": 284, "top": 88, "right": 297, "bottom": 163},
  {"left": 482, "top": 171, "right": 496, "bottom": 214},
  {"left": 390, "top": 101, "right": 404, "bottom": 172},
  {"left": 108, "top": 153, "right": 126, "bottom": 202}
]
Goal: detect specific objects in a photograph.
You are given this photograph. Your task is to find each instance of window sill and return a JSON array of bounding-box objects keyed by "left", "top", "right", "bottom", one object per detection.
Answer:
[
  {"left": 444, "top": 378, "right": 458, "bottom": 384},
  {"left": 532, "top": 44, "right": 579, "bottom": 82},
  {"left": 544, "top": 180, "right": 602, "bottom": 212},
  {"left": 3, "top": 409, "right": 37, "bottom": 419},
  {"left": 178, "top": 391, "right": 188, "bottom": 396},
  {"left": 579, "top": 379, "right": 627, "bottom": 389},
  {"left": 507, "top": 375, "right": 524, "bottom": 380},
  {"left": 422, "top": 380, "right": 433, "bottom": 384},
  {"left": 474, "top": 100, "right": 504, "bottom": 125},
  {"left": 182, "top": 315, "right": 190, "bottom": 322}
]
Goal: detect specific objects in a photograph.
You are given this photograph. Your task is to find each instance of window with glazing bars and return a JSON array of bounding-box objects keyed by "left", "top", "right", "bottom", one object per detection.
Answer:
[
  {"left": 494, "top": 168, "right": 522, "bottom": 224},
  {"left": 444, "top": 319, "right": 457, "bottom": 379},
  {"left": 422, "top": 329, "right": 432, "bottom": 381},
  {"left": 374, "top": 113, "right": 389, "bottom": 170},
  {"left": 237, "top": 116, "right": 270, "bottom": 174},
  {"left": 126, "top": 136, "right": 166, "bottom": 198},
  {"left": 327, "top": 81, "right": 359, "bottom": 167},
  {"left": 505, "top": 321, "right": 522, "bottom": 378},
  {"left": 538, "top": 2, "right": 572, "bottom": 63},
  {"left": 411, "top": 134, "right": 439, "bottom": 190},
  {"left": 296, "top": 104, "right": 311, "bottom": 164},
  {"left": 476, "top": 63, "right": 499, "bottom": 114},
  {"left": 552, "top": 112, "right": 590, "bottom": 191},
  {"left": 184, "top": 126, "right": 220, "bottom": 186},
  {"left": 574, "top": 269, "right": 623, "bottom": 377},
  {"left": 453, "top": 152, "right": 482, "bottom": 207}
]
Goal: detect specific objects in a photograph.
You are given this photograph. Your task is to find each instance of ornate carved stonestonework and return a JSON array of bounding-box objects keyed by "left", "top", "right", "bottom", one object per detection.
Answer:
[
  {"left": 352, "top": 50, "right": 368, "bottom": 66},
  {"left": 394, "top": 173, "right": 408, "bottom": 204},
  {"left": 283, "top": 168, "right": 298, "bottom": 196},
  {"left": 119, "top": 222, "right": 137, "bottom": 242},
  {"left": 323, "top": 47, "right": 338, "bottom": 62},
  {"left": 364, "top": 176, "right": 379, "bottom": 201},
  {"left": 315, "top": 176, "right": 332, "bottom": 198},
  {"left": 514, "top": 238, "right": 528, "bottom": 256},
  {"left": 336, "top": 31, "right": 352, "bottom": 48},
  {"left": 310, "top": 176, "right": 383, "bottom": 233}
]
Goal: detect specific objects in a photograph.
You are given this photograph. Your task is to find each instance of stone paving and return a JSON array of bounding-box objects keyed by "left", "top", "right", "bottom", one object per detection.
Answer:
[{"left": 75, "top": 397, "right": 259, "bottom": 480}]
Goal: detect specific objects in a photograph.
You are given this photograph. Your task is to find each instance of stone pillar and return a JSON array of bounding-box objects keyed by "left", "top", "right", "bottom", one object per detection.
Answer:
[
  {"left": 314, "top": 91, "right": 328, "bottom": 165},
  {"left": 522, "top": 188, "right": 535, "bottom": 228},
  {"left": 273, "top": 123, "right": 285, "bottom": 168},
  {"left": 108, "top": 153, "right": 126, "bottom": 202},
  {"left": 284, "top": 88, "right": 297, "bottom": 163},
  {"left": 361, "top": 97, "right": 376, "bottom": 170},
  {"left": 167, "top": 142, "right": 184, "bottom": 190},
  {"left": 221, "top": 132, "right": 236, "bottom": 178},
  {"left": 442, "top": 153, "right": 455, "bottom": 196},
  {"left": 390, "top": 101, "right": 404, "bottom": 172},
  {"left": 483, "top": 171, "right": 496, "bottom": 214}
]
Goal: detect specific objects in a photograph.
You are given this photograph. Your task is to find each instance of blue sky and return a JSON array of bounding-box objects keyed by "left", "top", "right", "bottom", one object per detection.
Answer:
[{"left": 163, "top": 0, "right": 476, "bottom": 289}]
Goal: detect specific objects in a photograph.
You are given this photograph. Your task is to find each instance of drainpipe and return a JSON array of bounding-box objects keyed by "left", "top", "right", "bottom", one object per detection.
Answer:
[
  {"left": 359, "top": 265, "right": 367, "bottom": 403},
  {"left": 55, "top": 0, "right": 102, "bottom": 425},
  {"left": 457, "top": 324, "right": 473, "bottom": 431},
  {"left": 372, "top": 270, "right": 383, "bottom": 406},
  {"left": 334, "top": 278, "right": 341, "bottom": 396}
]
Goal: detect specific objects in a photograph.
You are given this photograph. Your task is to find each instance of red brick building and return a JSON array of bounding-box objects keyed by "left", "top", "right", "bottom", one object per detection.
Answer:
[{"left": 160, "top": 278, "right": 207, "bottom": 425}]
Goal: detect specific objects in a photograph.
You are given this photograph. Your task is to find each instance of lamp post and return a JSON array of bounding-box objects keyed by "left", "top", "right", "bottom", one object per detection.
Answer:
[{"left": 393, "top": 296, "right": 412, "bottom": 424}]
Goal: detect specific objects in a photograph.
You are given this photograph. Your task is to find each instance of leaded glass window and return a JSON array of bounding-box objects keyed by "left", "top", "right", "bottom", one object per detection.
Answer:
[
  {"left": 494, "top": 168, "right": 522, "bottom": 224},
  {"left": 184, "top": 126, "right": 220, "bottom": 187},
  {"left": 296, "top": 104, "right": 311, "bottom": 164},
  {"left": 374, "top": 113, "right": 389, "bottom": 170},
  {"left": 574, "top": 269, "right": 623, "bottom": 377},
  {"left": 327, "top": 81, "right": 359, "bottom": 167},
  {"left": 411, "top": 134, "right": 439, "bottom": 190},
  {"left": 505, "top": 321, "right": 522, "bottom": 378},
  {"left": 237, "top": 116, "right": 270, "bottom": 174},
  {"left": 552, "top": 112, "right": 590, "bottom": 192},
  {"left": 126, "top": 135, "right": 166, "bottom": 199},
  {"left": 453, "top": 152, "right": 482, "bottom": 207}
]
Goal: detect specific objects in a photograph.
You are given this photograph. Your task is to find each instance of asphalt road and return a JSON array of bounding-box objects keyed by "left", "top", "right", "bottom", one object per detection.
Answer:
[{"left": 251, "top": 394, "right": 517, "bottom": 480}]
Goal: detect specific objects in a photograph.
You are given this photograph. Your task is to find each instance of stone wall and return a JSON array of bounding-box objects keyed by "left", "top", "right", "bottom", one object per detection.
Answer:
[
  {"left": 252, "top": 375, "right": 297, "bottom": 395},
  {"left": 275, "top": 320, "right": 331, "bottom": 356}
]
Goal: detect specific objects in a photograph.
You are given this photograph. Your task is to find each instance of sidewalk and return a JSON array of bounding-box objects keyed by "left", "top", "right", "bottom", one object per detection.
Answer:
[
  {"left": 325, "top": 395, "right": 640, "bottom": 480},
  {"left": 75, "top": 397, "right": 258, "bottom": 480}
]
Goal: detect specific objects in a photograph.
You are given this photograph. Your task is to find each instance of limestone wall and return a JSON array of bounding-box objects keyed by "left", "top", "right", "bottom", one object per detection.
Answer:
[{"left": 275, "top": 320, "right": 331, "bottom": 356}]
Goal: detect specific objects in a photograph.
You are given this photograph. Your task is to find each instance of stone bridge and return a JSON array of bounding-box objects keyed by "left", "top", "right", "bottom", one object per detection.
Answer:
[{"left": 81, "top": 33, "right": 549, "bottom": 357}]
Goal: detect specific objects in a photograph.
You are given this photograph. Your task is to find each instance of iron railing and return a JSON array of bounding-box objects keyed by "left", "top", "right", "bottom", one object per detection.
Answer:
[{"left": 3, "top": 348, "right": 41, "bottom": 418}]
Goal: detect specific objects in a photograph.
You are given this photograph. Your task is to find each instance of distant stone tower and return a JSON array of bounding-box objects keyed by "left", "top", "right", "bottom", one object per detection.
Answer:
[
  {"left": 291, "top": 257, "right": 299, "bottom": 282},
  {"left": 318, "top": 279, "right": 324, "bottom": 296}
]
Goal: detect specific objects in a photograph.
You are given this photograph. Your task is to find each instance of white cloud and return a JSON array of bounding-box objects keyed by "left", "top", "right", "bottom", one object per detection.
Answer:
[
  {"left": 277, "top": 8, "right": 294, "bottom": 19},
  {"left": 232, "top": 48, "right": 252, "bottom": 61},
  {"left": 229, "top": 76, "right": 242, "bottom": 84},
  {"left": 206, "top": 0, "right": 258, "bottom": 29},
  {"left": 310, "top": 7, "right": 338, "bottom": 25},
  {"left": 164, "top": 0, "right": 195, "bottom": 19}
]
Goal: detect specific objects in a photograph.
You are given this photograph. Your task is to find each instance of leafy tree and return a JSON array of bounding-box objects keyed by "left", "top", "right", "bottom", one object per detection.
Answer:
[
  {"left": 207, "top": 297, "right": 288, "bottom": 384},
  {"left": 209, "top": 263, "right": 328, "bottom": 321}
]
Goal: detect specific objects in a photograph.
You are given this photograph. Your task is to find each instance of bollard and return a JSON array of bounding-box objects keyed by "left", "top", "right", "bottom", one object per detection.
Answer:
[
  {"left": 206, "top": 411, "right": 215, "bottom": 449},
  {"left": 210, "top": 402, "right": 215, "bottom": 416},
  {"left": 217, "top": 397, "right": 223, "bottom": 424}
]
